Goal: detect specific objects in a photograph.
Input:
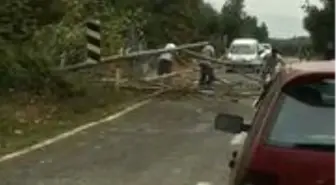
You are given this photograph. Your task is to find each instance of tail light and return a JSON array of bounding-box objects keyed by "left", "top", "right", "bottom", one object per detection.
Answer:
[{"left": 241, "top": 170, "right": 278, "bottom": 185}]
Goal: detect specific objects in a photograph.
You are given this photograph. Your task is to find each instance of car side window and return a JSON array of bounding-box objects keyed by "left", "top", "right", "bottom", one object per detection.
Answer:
[{"left": 264, "top": 78, "right": 335, "bottom": 147}]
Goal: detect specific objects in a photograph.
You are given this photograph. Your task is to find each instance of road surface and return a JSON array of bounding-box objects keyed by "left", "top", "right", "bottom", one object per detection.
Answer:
[
  {"left": 0, "top": 75, "right": 256, "bottom": 185},
  {"left": 0, "top": 57, "right": 299, "bottom": 185}
]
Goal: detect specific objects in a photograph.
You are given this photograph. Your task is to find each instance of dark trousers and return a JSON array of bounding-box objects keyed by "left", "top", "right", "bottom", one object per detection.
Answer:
[
  {"left": 260, "top": 65, "right": 275, "bottom": 84},
  {"left": 157, "top": 59, "right": 172, "bottom": 75},
  {"left": 199, "top": 63, "right": 215, "bottom": 86}
]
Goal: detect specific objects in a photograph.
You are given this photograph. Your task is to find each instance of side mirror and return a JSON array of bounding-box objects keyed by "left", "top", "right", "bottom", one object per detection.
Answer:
[
  {"left": 258, "top": 50, "right": 264, "bottom": 55},
  {"left": 214, "top": 113, "right": 251, "bottom": 134}
]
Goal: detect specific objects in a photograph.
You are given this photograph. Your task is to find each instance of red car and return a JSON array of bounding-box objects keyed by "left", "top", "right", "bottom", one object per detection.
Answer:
[{"left": 215, "top": 61, "right": 335, "bottom": 185}]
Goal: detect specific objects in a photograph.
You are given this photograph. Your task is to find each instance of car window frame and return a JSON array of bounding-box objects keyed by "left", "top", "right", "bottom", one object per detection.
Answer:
[
  {"left": 259, "top": 93, "right": 286, "bottom": 144},
  {"left": 252, "top": 73, "right": 282, "bottom": 134},
  {"left": 233, "top": 73, "right": 282, "bottom": 183},
  {"left": 255, "top": 73, "right": 292, "bottom": 144}
]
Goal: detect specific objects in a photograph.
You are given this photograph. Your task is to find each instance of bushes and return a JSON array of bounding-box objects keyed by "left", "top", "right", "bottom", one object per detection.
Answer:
[
  {"left": 0, "top": 0, "right": 126, "bottom": 96},
  {"left": 0, "top": 0, "right": 227, "bottom": 95},
  {"left": 101, "top": 5, "right": 125, "bottom": 56}
]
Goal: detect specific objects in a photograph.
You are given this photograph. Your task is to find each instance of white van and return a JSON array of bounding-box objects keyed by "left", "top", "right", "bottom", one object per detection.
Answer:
[{"left": 226, "top": 38, "right": 263, "bottom": 72}]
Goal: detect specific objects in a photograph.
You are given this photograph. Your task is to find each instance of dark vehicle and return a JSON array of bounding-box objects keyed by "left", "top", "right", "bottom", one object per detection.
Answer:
[{"left": 215, "top": 61, "right": 335, "bottom": 185}]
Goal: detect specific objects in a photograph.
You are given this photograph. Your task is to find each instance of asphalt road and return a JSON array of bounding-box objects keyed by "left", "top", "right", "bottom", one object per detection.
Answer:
[
  {"left": 0, "top": 57, "right": 299, "bottom": 185},
  {"left": 0, "top": 84, "right": 255, "bottom": 185}
]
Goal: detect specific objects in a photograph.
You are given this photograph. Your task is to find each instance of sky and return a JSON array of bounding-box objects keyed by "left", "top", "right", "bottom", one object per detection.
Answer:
[{"left": 204, "top": 0, "right": 322, "bottom": 38}]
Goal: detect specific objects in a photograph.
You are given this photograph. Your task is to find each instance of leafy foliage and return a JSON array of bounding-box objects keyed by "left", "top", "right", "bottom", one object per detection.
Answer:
[
  {"left": 0, "top": 0, "right": 66, "bottom": 42},
  {"left": 0, "top": 0, "right": 119, "bottom": 95},
  {"left": 270, "top": 36, "right": 313, "bottom": 56},
  {"left": 0, "top": 0, "right": 271, "bottom": 94},
  {"left": 302, "top": 0, "right": 335, "bottom": 53},
  {"left": 113, "top": 0, "right": 270, "bottom": 49},
  {"left": 217, "top": 0, "right": 269, "bottom": 46}
]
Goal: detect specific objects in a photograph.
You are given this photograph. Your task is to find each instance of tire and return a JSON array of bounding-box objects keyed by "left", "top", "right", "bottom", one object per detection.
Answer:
[
  {"left": 226, "top": 66, "right": 234, "bottom": 73},
  {"left": 255, "top": 66, "right": 262, "bottom": 74}
]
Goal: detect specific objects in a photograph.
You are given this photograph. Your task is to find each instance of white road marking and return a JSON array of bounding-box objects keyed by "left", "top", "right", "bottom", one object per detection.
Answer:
[
  {"left": 252, "top": 98, "right": 258, "bottom": 107},
  {"left": 189, "top": 123, "right": 210, "bottom": 133},
  {"left": 218, "top": 77, "right": 232, "bottom": 84},
  {"left": 172, "top": 168, "right": 182, "bottom": 174},
  {"left": 196, "top": 181, "right": 213, "bottom": 185},
  {"left": 0, "top": 99, "right": 152, "bottom": 163}
]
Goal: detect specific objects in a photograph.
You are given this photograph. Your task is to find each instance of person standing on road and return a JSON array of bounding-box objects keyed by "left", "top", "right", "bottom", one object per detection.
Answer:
[
  {"left": 254, "top": 49, "right": 285, "bottom": 108},
  {"left": 260, "top": 48, "right": 285, "bottom": 84},
  {"left": 199, "top": 44, "right": 216, "bottom": 90},
  {"left": 157, "top": 43, "right": 177, "bottom": 75},
  {"left": 299, "top": 46, "right": 308, "bottom": 62},
  {"left": 306, "top": 47, "right": 311, "bottom": 61},
  {"left": 324, "top": 42, "right": 334, "bottom": 60},
  {"left": 253, "top": 49, "right": 285, "bottom": 108}
]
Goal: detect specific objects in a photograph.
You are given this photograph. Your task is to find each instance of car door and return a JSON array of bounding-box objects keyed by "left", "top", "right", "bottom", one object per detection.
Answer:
[{"left": 229, "top": 74, "right": 282, "bottom": 185}]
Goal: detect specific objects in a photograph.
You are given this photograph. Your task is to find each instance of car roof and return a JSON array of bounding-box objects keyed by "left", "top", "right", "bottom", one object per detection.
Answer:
[
  {"left": 232, "top": 38, "right": 258, "bottom": 45},
  {"left": 279, "top": 61, "right": 335, "bottom": 86}
]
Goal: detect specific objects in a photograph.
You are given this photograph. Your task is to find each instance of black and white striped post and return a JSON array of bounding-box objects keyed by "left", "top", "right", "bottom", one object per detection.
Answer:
[{"left": 86, "top": 19, "right": 101, "bottom": 64}]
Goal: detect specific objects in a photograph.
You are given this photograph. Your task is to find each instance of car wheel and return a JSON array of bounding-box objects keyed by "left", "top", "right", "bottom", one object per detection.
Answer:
[
  {"left": 253, "top": 65, "right": 263, "bottom": 74},
  {"left": 255, "top": 67, "right": 261, "bottom": 74},
  {"left": 226, "top": 67, "right": 234, "bottom": 73}
]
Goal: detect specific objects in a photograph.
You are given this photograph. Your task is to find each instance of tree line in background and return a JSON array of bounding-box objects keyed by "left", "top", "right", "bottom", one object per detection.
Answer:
[
  {"left": 112, "top": 0, "right": 269, "bottom": 49},
  {"left": 0, "top": 0, "right": 103, "bottom": 96},
  {"left": 113, "top": 0, "right": 335, "bottom": 57},
  {"left": 0, "top": 0, "right": 270, "bottom": 94},
  {"left": 271, "top": 0, "right": 336, "bottom": 57},
  {"left": 302, "top": 0, "right": 334, "bottom": 54},
  {"left": 0, "top": 0, "right": 333, "bottom": 94},
  {"left": 272, "top": 0, "right": 335, "bottom": 57},
  {"left": 269, "top": 36, "right": 312, "bottom": 57}
]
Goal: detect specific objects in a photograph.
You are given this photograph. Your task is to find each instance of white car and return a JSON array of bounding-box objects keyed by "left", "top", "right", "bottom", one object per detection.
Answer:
[{"left": 226, "top": 38, "right": 263, "bottom": 72}]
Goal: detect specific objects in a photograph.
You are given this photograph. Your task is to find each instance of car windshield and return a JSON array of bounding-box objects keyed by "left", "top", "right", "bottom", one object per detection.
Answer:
[
  {"left": 267, "top": 78, "right": 335, "bottom": 151},
  {"left": 230, "top": 44, "right": 257, "bottom": 55}
]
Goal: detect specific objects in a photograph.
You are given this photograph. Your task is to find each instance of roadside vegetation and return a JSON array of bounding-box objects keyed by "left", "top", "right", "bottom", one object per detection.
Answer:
[{"left": 0, "top": 0, "right": 145, "bottom": 155}]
